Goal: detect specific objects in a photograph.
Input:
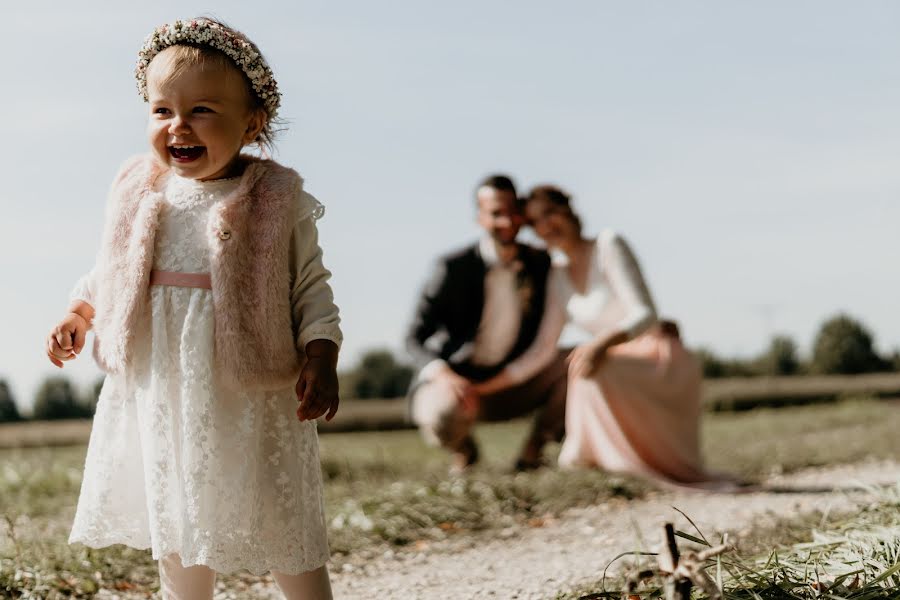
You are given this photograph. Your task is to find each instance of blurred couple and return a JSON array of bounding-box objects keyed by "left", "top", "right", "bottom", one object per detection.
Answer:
[{"left": 406, "top": 174, "right": 726, "bottom": 488}]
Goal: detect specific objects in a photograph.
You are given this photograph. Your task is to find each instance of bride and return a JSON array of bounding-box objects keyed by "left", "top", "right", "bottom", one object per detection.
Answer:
[{"left": 473, "top": 185, "right": 729, "bottom": 487}]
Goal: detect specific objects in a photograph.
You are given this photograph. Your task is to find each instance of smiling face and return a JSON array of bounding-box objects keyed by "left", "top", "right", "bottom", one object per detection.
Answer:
[
  {"left": 524, "top": 196, "right": 580, "bottom": 249},
  {"left": 145, "top": 47, "right": 266, "bottom": 181},
  {"left": 476, "top": 185, "right": 522, "bottom": 246}
]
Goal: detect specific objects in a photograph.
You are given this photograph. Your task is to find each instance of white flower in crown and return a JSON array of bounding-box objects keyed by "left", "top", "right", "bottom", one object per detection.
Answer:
[{"left": 134, "top": 18, "right": 281, "bottom": 119}]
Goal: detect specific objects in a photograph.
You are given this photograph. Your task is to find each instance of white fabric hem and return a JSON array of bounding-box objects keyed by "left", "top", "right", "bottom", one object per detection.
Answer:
[
  {"left": 69, "top": 536, "right": 330, "bottom": 576},
  {"left": 297, "top": 332, "right": 343, "bottom": 351}
]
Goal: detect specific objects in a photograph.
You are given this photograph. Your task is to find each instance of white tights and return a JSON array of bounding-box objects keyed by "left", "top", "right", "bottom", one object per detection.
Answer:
[{"left": 158, "top": 553, "right": 334, "bottom": 600}]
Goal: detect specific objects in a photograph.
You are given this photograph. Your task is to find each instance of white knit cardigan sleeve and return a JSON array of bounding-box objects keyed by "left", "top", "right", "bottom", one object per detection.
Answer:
[
  {"left": 289, "top": 191, "right": 343, "bottom": 352},
  {"left": 69, "top": 268, "right": 97, "bottom": 307}
]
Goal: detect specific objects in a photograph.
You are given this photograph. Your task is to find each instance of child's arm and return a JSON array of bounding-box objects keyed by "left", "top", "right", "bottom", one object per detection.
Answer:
[
  {"left": 296, "top": 339, "right": 339, "bottom": 422},
  {"left": 289, "top": 193, "right": 342, "bottom": 421},
  {"left": 46, "top": 271, "right": 97, "bottom": 368},
  {"left": 46, "top": 300, "right": 95, "bottom": 368}
]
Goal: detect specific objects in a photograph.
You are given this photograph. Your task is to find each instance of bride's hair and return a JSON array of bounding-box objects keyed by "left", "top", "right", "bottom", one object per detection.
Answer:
[{"left": 525, "top": 185, "right": 582, "bottom": 233}]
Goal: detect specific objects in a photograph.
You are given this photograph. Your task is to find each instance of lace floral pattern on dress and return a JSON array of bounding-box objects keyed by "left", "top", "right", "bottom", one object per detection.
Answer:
[{"left": 69, "top": 174, "right": 330, "bottom": 575}]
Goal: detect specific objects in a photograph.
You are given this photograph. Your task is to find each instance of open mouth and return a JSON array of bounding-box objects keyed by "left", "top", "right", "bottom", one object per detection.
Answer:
[{"left": 168, "top": 146, "right": 205, "bottom": 162}]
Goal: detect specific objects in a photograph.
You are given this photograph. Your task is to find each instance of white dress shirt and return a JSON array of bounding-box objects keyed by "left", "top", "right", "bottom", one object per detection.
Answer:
[
  {"left": 419, "top": 236, "right": 538, "bottom": 381},
  {"left": 468, "top": 236, "right": 524, "bottom": 366}
]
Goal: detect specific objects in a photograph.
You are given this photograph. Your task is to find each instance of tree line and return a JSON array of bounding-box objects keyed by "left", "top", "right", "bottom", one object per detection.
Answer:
[
  {"left": 0, "top": 377, "right": 102, "bottom": 423},
  {"left": 2, "top": 312, "right": 897, "bottom": 422},
  {"left": 697, "top": 313, "right": 897, "bottom": 377}
]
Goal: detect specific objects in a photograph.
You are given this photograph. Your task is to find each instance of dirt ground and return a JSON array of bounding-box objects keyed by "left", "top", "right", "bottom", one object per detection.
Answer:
[
  {"left": 68, "top": 459, "right": 900, "bottom": 599},
  {"left": 308, "top": 460, "right": 898, "bottom": 600}
]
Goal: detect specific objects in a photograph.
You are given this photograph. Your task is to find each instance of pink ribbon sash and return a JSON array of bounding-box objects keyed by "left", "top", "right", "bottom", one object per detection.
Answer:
[{"left": 149, "top": 270, "right": 212, "bottom": 290}]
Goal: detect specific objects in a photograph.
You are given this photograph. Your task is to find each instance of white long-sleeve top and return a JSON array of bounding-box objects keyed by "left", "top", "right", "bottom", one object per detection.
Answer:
[{"left": 503, "top": 229, "right": 658, "bottom": 384}]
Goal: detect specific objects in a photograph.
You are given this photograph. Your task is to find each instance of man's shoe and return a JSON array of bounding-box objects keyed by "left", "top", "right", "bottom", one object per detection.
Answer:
[
  {"left": 513, "top": 457, "right": 546, "bottom": 472},
  {"left": 513, "top": 437, "right": 545, "bottom": 472}
]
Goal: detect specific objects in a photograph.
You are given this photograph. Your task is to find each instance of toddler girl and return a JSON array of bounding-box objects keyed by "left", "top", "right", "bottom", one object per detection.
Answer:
[{"left": 45, "top": 18, "right": 340, "bottom": 600}]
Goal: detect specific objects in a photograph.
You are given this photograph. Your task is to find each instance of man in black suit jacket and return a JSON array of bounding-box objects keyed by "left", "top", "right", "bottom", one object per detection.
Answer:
[{"left": 406, "top": 174, "right": 567, "bottom": 472}]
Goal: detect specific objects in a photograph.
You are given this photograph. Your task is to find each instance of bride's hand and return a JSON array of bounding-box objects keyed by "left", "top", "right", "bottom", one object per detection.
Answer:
[{"left": 567, "top": 341, "right": 606, "bottom": 379}]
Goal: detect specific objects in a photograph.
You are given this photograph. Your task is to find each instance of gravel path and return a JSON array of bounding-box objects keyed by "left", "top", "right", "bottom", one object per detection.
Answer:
[
  {"left": 317, "top": 460, "right": 900, "bottom": 600},
  {"left": 162, "top": 460, "right": 900, "bottom": 600}
]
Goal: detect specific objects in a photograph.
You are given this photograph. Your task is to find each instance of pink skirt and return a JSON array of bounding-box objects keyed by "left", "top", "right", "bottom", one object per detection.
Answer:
[{"left": 558, "top": 328, "right": 727, "bottom": 489}]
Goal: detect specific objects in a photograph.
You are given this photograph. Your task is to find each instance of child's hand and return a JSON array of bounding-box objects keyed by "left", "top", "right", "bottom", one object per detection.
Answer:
[
  {"left": 295, "top": 340, "right": 340, "bottom": 422},
  {"left": 46, "top": 312, "right": 89, "bottom": 368}
]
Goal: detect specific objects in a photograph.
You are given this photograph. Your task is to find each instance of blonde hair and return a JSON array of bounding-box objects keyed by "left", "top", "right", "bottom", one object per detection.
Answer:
[{"left": 144, "top": 20, "right": 280, "bottom": 153}]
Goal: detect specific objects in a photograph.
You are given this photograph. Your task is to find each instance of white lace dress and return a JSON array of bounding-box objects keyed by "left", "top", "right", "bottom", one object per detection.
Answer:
[
  {"left": 68, "top": 173, "right": 340, "bottom": 575},
  {"left": 501, "top": 230, "right": 724, "bottom": 487}
]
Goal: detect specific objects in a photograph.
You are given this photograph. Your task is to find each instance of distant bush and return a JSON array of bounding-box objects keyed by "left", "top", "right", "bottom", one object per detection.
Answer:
[
  {"left": 32, "top": 377, "right": 94, "bottom": 420},
  {"left": 340, "top": 349, "right": 414, "bottom": 399},
  {"left": 694, "top": 348, "right": 726, "bottom": 378},
  {"left": 889, "top": 350, "right": 900, "bottom": 373},
  {"left": 0, "top": 379, "right": 22, "bottom": 422},
  {"left": 811, "top": 314, "right": 887, "bottom": 375},
  {"left": 755, "top": 334, "right": 801, "bottom": 376},
  {"left": 694, "top": 348, "right": 757, "bottom": 378}
]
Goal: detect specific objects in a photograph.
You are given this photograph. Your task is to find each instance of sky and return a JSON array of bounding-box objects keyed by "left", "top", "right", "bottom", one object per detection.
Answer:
[{"left": 1, "top": 1, "right": 899, "bottom": 411}]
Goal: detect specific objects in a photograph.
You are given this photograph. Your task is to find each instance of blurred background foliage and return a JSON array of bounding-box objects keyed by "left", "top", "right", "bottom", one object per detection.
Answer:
[{"left": 6, "top": 312, "right": 899, "bottom": 422}]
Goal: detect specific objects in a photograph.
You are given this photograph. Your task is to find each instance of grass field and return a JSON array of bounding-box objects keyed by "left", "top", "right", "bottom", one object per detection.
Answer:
[
  {"left": 561, "top": 478, "right": 900, "bottom": 599},
  {"left": 1, "top": 398, "right": 898, "bottom": 598}
]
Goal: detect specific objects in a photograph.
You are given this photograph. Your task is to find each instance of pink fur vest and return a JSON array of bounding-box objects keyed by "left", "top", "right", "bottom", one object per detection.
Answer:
[{"left": 91, "top": 154, "right": 306, "bottom": 391}]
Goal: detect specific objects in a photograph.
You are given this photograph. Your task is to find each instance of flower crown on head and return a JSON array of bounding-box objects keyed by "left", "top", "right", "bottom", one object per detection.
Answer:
[{"left": 135, "top": 18, "right": 281, "bottom": 120}]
